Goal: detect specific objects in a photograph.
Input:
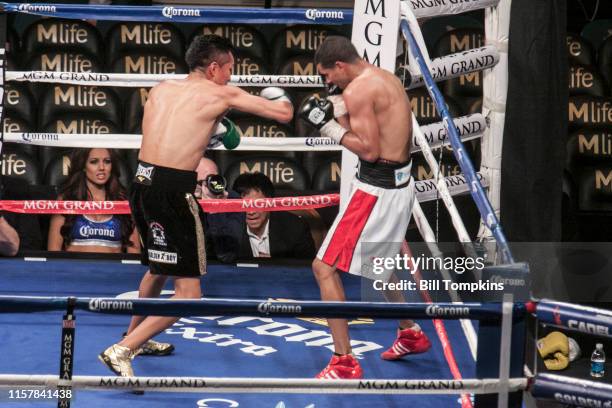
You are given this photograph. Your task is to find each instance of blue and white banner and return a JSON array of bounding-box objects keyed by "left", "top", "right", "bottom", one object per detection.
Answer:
[{"left": 0, "top": 3, "right": 352, "bottom": 25}]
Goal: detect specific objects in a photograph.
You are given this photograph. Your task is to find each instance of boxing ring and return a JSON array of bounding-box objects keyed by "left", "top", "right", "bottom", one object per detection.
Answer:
[
  {"left": 1, "top": 1, "right": 612, "bottom": 408},
  {"left": 0, "top": 257, "right": 481, "bottom": 407}
]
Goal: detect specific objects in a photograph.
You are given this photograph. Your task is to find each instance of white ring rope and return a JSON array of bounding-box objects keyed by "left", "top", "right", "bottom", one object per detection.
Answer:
[
  {"left": 5, "top": 72, "right": 322, "bottom": 88},
  {"left": 406, "top": 0, "right": 500, "bottom": 19},
  {"left": 412, "top": 115, "right": 472, "bottom": 244},
  {"left": 411, "top": 200, "right": 478, "bottom": 360},
  {"left": 5, "top": 47, "right": 497, "bottom": 89},
  {"left": 2, "top": 114, "right": 485, "bottom": 152},
  {"left": 401, "top": 46, "right": 499, "bottom": 90},
  {"left": 0, "top": 374, "right": 527, "bottom": 395}
]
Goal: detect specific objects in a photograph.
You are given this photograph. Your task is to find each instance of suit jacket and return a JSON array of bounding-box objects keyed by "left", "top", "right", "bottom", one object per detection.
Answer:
[{"left": 237, "top": 211, "right": 316, "bottom": 260}]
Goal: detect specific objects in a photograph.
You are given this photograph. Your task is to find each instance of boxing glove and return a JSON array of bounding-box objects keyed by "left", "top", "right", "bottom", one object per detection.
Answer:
[
  {"left": 544, "top": 351, "right": 570, "bottom": 371},
  {"left": 300, "top": 95, "right": 347, "bottom": 144},
  {"left": 325, "top": 81, "right": 347, "bottom": 118},
  {"left": 209, "top": 117, "right": 240, "bottom": 150},
  {"left": 537, "top": 331, "right": 570, "bottom": 359},
  {"left": 260, "top": 86, "right": 292, "bottom": 104}
]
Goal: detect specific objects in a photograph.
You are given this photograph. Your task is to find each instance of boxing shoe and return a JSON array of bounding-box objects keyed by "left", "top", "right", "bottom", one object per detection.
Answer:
[
  {"left": 316, "top": 354, "right": 363, "bottom": 379},
  {"left": 98, "top": 344, "right": 135, "bottom": 377},
  {"left": 381, "top": 324, "right": 432, "bottom": 360},
  {"left": 135, "top": 339, "right": 175, "bottom": 357},
  {"left": 123, "top": 332, "right": 174, "bottom": 357}
]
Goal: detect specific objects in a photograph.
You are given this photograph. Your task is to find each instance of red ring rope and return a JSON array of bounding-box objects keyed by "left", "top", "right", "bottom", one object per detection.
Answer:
[{"left": 0, "top": 194, "right": 339, "bottom": 214}]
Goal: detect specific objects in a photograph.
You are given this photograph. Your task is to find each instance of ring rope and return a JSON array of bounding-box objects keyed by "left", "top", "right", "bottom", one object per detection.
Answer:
[
  {"left": 407, "top": 0, "right": 500, "bottom": 19},
  {"left": 534, "top": 299, "right": 612, "bottom": 339},
  {"left": 0, "top": 374, "right": 528, "bottom": 395},
  {"left": 0, "top": 3, "right": 352, "bottom": 25},
  {"left": 1, "top": 0, "right": 502, "bottom": 23},
  {"left": 5, "top": 46, "right": 497, "bottom": 88},
  {"left": 6, "top": 72, "right": 324, "bottom": 88},
  {"left": 532, "top": 373, "right": 612, "bottom": 405},
  {"left": 0, "top": 174, "right": 488, "bottom": 214},
  {"left": 0, "top": 295, "right": 518, "bottom": 320},
  {"left": 407, "top": 204, "right": 479, "bottom": 359},
  {"left": 412, "top": 113, "right": 472, "bottom": 244},
  {"left": 1, "top": 114, "right": 485, "bottom": 152}
]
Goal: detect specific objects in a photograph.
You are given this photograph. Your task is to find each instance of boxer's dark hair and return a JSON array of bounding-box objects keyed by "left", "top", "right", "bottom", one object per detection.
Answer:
[
  {"left": 186, "top": 34, "right": 235, "bottom": 72},
  {"left": 233, "top": 172, "right": 275, "bottom": 198},
  {"left": 315, "top": 36, "right": 360, "bottom": 68}
]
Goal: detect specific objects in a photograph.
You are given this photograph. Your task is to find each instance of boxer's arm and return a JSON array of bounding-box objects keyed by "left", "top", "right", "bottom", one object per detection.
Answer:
[
  {"left": 337, "top": 90, "right": 380, "bottom": 162},
  {"left": 336, "top": 114, "right": 351, "bottom": 130},
  {"left": 225, "top": 86, "right": 293, "bottom": 123},
  {"left": 47, "top": 214, "right": 65, "bottom": 251},
  {"left": 0, "top": 216, "right": 19, "bottom": 256},
  {"left": 127, "top": 227, "right": 141, "bottom": 254}
]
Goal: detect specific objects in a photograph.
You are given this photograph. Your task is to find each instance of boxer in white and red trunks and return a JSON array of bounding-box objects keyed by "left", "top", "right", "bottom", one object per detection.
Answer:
[{"left": 301, "top": 36, "right": 431, "bottom": 379}]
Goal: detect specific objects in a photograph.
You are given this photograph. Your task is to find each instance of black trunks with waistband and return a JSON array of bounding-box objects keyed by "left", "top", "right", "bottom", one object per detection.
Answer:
[
  {"left": 357, "top": 158, "right": 413, "bottom": 189},
  {"left": 133, "top": 161, "right": 197, "bottom": 193}
]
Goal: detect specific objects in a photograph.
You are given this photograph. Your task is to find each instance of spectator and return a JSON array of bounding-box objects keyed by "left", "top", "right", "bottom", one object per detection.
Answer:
[
  {"left": 0, "top": 176, "right": 43, "bottom": 256},
  {"left": 233, "top": 172, "right": 315, "bottom": 259},
  {"left": 47, "top": 148, "right": 139, "bottom": 253},
  {"left": 195, "top": 157, "right": 242, "bottom": 263},
  {"left": 195, "top": 156, "right": 229, "bottom": 200},
  {"left": 0, "top": 213, "right": 19, "bottom": 256}
]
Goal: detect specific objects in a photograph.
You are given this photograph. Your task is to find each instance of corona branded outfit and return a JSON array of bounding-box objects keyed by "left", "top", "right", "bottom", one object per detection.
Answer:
[
  {"left": 130, "top": 161, "right": 206, "bottom": 277},
  {"left": 70, "top": 215, "right": 123, "bottom": 248},
  {"left": 318, "top": 159, "right": 415, "bottom": 277}
]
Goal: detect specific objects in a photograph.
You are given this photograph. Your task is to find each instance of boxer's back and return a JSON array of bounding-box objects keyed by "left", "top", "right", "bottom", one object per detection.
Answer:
[
  {"left": 139, "top": 79, "right": 226, "bottom": 171},
  {"left": 346, "top": 67, "right": 413, "bottom": 163}
]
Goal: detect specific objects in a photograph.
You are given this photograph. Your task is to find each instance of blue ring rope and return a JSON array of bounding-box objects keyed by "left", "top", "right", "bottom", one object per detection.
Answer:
[
  {"left": 401, "top": 20, "right": 514, "bottom": 264},
  {"left": 0, "top": 295, "right": 523, "bottom": 320},
  {"left": 0, "top": 2, "right": 352, "bottom": 25},
  {"left": 532, "top": 373, "right": 612, "bottom": 405},
  {"left": 536, "top": 299, "right": 612, "bottom": 339}
]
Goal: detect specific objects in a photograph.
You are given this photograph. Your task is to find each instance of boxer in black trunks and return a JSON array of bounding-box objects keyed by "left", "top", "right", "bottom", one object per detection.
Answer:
[{"left": 99, "top": 34, "right": 293, "bottom": 378}]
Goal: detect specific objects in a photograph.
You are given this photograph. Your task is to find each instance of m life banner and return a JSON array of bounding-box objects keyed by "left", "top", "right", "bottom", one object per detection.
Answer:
[{"left": 343, "top": 0, "right": 401, "bottom": 207}]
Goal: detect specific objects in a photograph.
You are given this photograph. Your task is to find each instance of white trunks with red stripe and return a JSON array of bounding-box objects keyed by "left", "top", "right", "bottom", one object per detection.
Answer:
[{"left": 317, "top": 175, "right": 415, "bottom": 276}]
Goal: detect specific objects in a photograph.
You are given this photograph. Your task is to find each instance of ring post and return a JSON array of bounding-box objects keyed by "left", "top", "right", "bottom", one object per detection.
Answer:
[
  {"left": 476, "top": 300, "right": 526, "bottom": 408},
  {"left": 0, "top": 10, "right": 6, "bottom": 158},
  {"left": 400, "top": 19, "right": 514, "bottom": 264},
  {"left": 57, "top": 296, "right": 76, "bottom": 408}
]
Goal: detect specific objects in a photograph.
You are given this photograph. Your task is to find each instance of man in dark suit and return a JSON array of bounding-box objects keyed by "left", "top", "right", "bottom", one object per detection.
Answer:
[{"left": 233, "top": 172, "right": 315, "bottom": 259}]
